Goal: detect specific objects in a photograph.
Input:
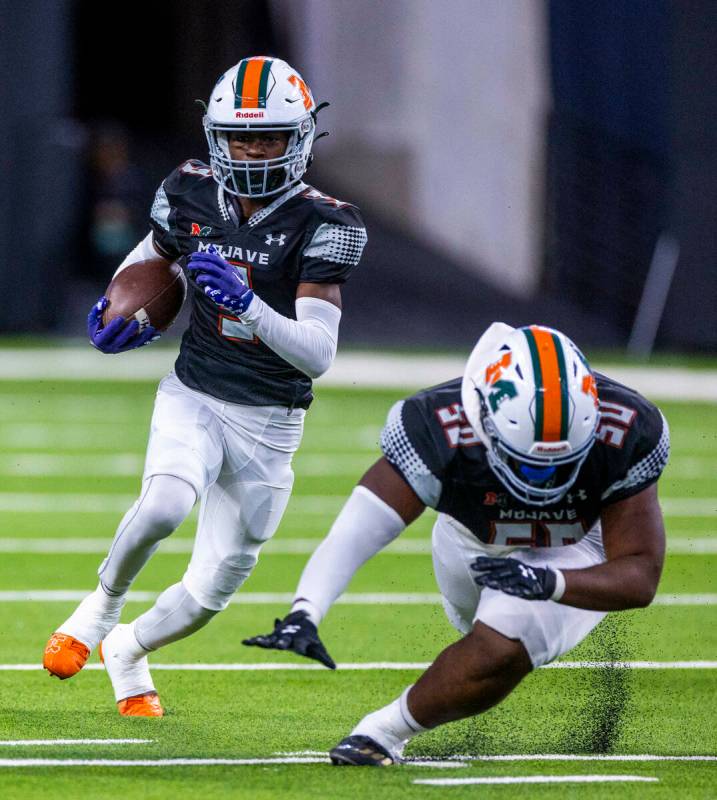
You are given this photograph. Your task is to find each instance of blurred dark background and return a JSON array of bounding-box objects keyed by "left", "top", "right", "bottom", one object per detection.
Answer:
[{"left": 0, "top": 0, "right": 715, "bottom": 352}]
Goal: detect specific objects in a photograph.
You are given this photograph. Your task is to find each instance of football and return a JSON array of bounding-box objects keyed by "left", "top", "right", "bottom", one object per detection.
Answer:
[{"left": 103, "top": 258, "right": 187, "bottom": 333}]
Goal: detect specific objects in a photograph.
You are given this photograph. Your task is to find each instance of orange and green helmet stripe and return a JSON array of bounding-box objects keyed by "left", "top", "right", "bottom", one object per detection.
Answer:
[
  {"left": 523, "top": 326, "right": 569, "bottom": 442},
  {"left": 234, "top": 58, "right": 273, "bottom": 109}
]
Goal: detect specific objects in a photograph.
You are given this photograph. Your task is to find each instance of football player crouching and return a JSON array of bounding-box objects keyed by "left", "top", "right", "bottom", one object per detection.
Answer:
[
  {"left": 42, "top": 57, "right": 367, "bottom": 716},
  {"left": 244, "top": 322, "right": 670, "bottom": 765}
]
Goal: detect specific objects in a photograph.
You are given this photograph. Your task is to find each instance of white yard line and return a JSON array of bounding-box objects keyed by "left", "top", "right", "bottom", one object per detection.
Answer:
[
  {"left": 3, "top": 661, "right": 717, "bottom": 671},
  {"left": 0, "top": 454, "right": 143, "bottom": 477},
  {"left": 542, "top": 661, "right": 717, "bottom": 669},
  {"left": 0, "top": 493, "right": 347, "bottom": 514},
  {"left": 651, "top": 594, "right": 717, "bottom": 606},
  {"left": 281, "top": 751, "right": 717, "bottom": 763},
  {"left": 0, "top": 348, "right": 716, "bottom": 402},
  {"left": 0, "top": 453, "right": 369, "bottom": 478},
  {"left": 660, "top": 499, "right": 717, "bottom": 516},
  {"left": 1, "top": 590, "right": 715, "bottom": 606},
  {"left": 413, "top": 775, "right": 659, "bottom": 786},
  {"left": 0, "top": 537, "right": 437, "bottom": 555},
  {"left": 0, "top": 757, "right": 326, "bottom": 768},
  {"left": 449, "top": 754, "right": 717, "bottom": 762},
  {"left": 0, "top": 739, "right": 152, "bottom": 747},
  {"left": 0, "top": 755, "right": 462, "bottom": 769},
  {"left": 0, "top": 536, "right": 713, "bottom": 555}
]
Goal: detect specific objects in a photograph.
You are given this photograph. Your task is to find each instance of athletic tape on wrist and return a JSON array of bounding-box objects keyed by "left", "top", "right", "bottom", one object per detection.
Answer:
[{"left": 550, "top": 568, "right": 566, "bottom": 602}]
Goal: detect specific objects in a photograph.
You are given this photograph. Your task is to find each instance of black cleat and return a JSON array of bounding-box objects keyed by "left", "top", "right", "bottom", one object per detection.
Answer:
[{"left": 329, "top": 735, "right": 395, "bottom": 767}]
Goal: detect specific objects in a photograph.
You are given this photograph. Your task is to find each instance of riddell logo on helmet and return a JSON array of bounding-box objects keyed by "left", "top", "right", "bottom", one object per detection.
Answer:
[
  {"left": 235, "top": 111, "right": 265, "bottom": 119},
  {"left": 532, "top": 443, "right": 570, "bottom": 455}
]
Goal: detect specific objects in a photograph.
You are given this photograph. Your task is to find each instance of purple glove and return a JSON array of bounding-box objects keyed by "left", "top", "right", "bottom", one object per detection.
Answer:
[
  {"left": 87, "top": 297, "right": 158, "bottom": 354},
  {"left": 187, "top": 247, "right": 255, "bottom": 315}
]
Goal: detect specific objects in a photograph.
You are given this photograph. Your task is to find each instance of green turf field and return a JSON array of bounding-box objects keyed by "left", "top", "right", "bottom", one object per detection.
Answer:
[{"left": 0, "top": 377, "right": 715, "bottom": 799}]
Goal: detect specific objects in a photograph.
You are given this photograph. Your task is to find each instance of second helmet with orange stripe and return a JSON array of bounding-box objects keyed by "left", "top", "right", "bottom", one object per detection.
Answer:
[
  {"left": 461, "top": 322, "right": 600, "bottom": 506},
  {"left": 203, "top": 57, "right": 318, "bottom": 198}
]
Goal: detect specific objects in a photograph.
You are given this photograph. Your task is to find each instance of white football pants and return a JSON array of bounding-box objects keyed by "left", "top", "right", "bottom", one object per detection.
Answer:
[
  {"left": 99, "top": 372, "right": 304, "bottom": 612},
  {"left": 431, "top": 514, "right": 608, "bottom": 667}
]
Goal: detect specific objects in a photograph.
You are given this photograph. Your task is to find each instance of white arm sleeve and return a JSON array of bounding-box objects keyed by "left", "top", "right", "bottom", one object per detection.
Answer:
[
  {"left": 113, "top": 232, "right": 164, "bottom": 278},
  {"left": 239, "top": 295, "right": 341, "bottom": 379},
  {"left": 291, "top": 486, "right": 406, "bottom": 624}
]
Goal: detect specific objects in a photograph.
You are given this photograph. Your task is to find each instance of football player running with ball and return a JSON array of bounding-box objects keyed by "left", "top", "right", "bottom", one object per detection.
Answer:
[
  {"left": 42, "top": 57, "right": 367, "bottom": 717},
  {"left": 245, "top": 322, "right": 670, "bottom": 765}
]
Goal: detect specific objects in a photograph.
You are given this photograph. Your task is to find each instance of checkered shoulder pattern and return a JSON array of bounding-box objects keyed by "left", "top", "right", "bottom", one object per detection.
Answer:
[
  {"left": 151, "top": 183, "right": 171, "bottom": 231},
  {"left": 601, "top": 412, "right": 670, "bottom": 501},
  {"left": 380, "top": 401, "right": 443, "bottom": 508},
  {"left": 303, "top": 222, "right": 367, "bottom": 267}
]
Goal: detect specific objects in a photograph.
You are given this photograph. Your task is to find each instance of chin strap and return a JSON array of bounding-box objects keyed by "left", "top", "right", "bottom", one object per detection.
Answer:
[
  {"left": 311, "top": 100, "right": 331, "bottom": 122},
  {"left": 311, "top": 101, "right": 331, "bottom": 146}
]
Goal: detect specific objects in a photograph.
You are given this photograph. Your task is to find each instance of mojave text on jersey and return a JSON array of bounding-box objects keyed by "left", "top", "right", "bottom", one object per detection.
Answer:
[{"left": 197, "top": 241, "right": 270, "bottom": 265}]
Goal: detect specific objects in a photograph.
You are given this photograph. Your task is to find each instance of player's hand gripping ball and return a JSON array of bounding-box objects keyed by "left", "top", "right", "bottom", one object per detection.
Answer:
[
  {"left": 91, "top": 257, "right": 187, "bottom": 354},
  {"left": 88, "top": 297, "right": 158, "bottom": 354},
  {"left": 187, "top": 246, "right": 255, "bottom": 316}
]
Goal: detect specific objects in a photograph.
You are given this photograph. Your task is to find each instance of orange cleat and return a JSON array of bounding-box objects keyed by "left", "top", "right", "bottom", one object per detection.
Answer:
[
  {"left": 43, "top": 633, "right": 90, "bottom": 679},
  {"left": 117, "top": 692, "right": 164, "bottom": 717}
]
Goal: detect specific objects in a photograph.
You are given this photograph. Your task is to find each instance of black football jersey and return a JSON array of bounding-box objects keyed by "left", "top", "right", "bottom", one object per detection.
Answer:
[
  {"left": 381, "top": 373, "right": 670, "bottom": 547},
  {"left": 149, "top": 160, "right": 367, "bottom": 408}
]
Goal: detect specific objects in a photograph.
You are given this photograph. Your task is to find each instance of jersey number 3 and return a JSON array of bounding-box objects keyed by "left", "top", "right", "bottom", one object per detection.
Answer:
[{"left": 218, "top": 263, "right": 256, "bottom": 343}]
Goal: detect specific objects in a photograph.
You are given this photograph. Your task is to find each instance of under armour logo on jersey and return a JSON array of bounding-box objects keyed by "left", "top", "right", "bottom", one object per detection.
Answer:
[{"left": 265, "top": 233, "right": 286, "bottom": 246}]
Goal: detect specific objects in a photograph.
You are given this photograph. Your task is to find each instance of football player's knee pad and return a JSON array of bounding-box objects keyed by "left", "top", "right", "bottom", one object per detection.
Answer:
[
  {"left": 134, "top": 475, "right": 196, "bottom": 539},
  {"left": 183, "top": 553, "right": 258, "bottom": 612}
]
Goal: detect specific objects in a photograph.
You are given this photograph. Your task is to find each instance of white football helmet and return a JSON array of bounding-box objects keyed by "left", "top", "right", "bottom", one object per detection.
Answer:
[
  {"left": 461, "top": 322, "right": 600, "bottom": 506},
  {"left": 203, "top": 57, "right": 317, "bottom": 198}
]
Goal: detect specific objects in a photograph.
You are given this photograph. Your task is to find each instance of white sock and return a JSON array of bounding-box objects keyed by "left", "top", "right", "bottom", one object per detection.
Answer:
[
  {"left": 292, "top": 487, "right": 406, "bottom": 625},
  {"left": 58, "top": 583, "right": 126, "bottom": 650},
  {"left": 102, "top": 622, "right": 155, "bottom": 702},
  {"left": 350, "top": 686, "right": 426, "bottom": 757},
  {"left": 290, "top": 598, "right": 324, "bottom": 627}
]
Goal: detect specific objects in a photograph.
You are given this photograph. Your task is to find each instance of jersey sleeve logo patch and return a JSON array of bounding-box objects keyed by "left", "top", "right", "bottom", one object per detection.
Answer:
[{"left": 190, "top": 223, "right": 213, "bottom": 237}]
